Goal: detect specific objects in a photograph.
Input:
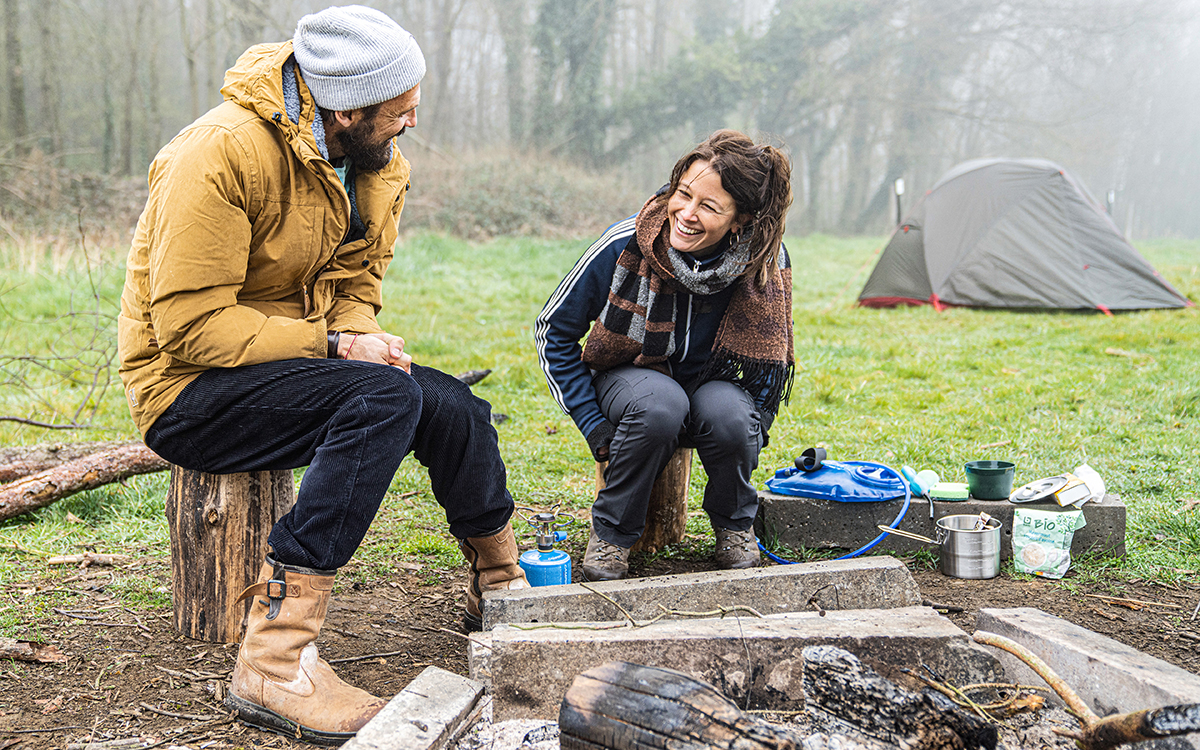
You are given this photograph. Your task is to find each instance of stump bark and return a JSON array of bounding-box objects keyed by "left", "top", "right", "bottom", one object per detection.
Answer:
[
  {"left": 595, "top": 447, "right": 692, "bottom": 554},
  {"left": 166, "top": 466, "right": 295, "bottom": 643}
]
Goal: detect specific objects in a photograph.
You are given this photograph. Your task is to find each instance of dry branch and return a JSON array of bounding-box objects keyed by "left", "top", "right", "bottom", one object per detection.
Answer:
[
  {"left": 972, "top": 630, "right": 1200, "bottom": 750},
  {"left": 0, "top": 443, "right": 168, "bottom": 521},
  {"left": 47, "top": 552, "right": 132, "bottom": 566}
]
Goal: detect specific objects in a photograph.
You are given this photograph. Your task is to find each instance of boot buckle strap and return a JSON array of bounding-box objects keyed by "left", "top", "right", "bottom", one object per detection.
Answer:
[
  {"left": 233, "top": 580, "right": 301, "bottom": 607},
  {"left": 266, "top": 579, "right": 287, "bottom": 600}
]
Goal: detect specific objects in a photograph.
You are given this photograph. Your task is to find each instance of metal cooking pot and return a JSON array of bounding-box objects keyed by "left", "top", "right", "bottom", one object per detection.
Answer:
[{"left": 878, "top": 514, "right": 1002, "bottom": 579}]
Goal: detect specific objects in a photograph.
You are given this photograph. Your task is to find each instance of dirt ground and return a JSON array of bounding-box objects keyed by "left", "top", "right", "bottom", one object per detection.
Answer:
[{"left": 2, "top": 555, "right": 1197, "bottom": 750}]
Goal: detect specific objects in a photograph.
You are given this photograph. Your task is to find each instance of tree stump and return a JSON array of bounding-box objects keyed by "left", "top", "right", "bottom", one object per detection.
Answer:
[
  {"left": 595, "top": 447, "right": 692, "bottom": 554},
  {"left": 165, "top": 466, "right": 295, "bottom": 643}
]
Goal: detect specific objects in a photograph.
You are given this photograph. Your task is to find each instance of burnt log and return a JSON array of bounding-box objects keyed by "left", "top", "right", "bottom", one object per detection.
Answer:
[
  {"left": 595, "top": 447, "right": 691, "bottom": 554},
  {"left": 0, "top": 443, "right": 169, "bottom": 521},
  {"left": 559, "top": 661, "right": 803, "bottom": 750},
  {"left": 802, "top": 645, "right": 997, "bottom": 750},
  {"left": 166, "top": 466, "right": 294, "bottom": 643},
  {"left": 559, "top": 649, "right": 998, "bottom": 750}
]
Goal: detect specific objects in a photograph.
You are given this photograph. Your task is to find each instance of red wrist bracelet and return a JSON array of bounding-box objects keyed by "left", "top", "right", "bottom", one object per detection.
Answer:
[{"left": 344, "top": 334, "right": 360, "bottom": 359}]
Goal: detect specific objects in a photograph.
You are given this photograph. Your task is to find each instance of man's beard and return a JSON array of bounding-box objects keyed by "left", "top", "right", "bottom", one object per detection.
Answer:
[{"left": 335, "top": 119, "right": 394, "bottom": 172}]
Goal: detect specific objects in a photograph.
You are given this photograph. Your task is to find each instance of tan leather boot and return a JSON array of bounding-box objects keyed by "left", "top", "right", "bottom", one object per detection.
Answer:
[
  {"left": 225, "top": 557, "right": 385, "bottom": 745},
  {"left": 458, "top": 522, "right": 530, "bottom": 631}
]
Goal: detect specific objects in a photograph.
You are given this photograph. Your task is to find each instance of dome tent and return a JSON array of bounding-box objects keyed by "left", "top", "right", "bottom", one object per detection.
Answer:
[{"left": 857, "top": 158, "right": 1191, "bottom": 312}]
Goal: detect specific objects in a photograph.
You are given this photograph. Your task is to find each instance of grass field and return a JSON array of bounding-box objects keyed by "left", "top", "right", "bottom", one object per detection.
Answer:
[{"left": 1, "top": 232, "right": 1197, "bottom": 615}]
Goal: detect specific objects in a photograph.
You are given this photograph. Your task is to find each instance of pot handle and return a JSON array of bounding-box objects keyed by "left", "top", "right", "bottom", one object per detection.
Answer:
[{"left": 875, "top": 524, "right": 936, "bottom": 545}]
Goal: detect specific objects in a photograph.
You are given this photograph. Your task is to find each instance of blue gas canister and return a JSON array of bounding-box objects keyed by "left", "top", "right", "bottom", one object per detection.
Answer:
[{"left": 517, "top": 507, "right": 574, "bottom": 587}]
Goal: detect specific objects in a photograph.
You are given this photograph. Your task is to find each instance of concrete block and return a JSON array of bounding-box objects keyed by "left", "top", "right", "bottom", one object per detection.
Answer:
[
  {"left": 757, "top": 491, "right": 1125, "bottom": 560},
  {"left": 482, "top": 556, "right": 920, "bottom": 630},
  {"left": 978, "top": 608, "right": 1200, "bottom": 750},
  {"left": 343, "top": 666, "right": 485, "bottom": 750},
  {"left": 473, "top": 605, "right": 1001, "bottom": 720}
]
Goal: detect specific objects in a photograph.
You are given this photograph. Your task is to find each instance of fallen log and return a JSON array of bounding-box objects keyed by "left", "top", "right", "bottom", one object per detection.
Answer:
[
  {"left": 558, "top": 650, "right": 997, "bottom": 750},
  {"left": 0, "top": 443, "right": 168, "bottom": 521},
  {"left": 0, "top": 440, "right": 132, "bottom": 483}
]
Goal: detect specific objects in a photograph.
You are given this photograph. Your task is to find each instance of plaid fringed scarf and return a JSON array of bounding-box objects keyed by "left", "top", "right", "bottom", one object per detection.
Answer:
[{"left": 581, "top": 197, "right": 795, "bottom": 416}]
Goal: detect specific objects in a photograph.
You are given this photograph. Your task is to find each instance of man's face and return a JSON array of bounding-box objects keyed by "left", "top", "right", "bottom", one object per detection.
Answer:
[{"left": 334, "top": 85, "right": 421, "bottom": 172}]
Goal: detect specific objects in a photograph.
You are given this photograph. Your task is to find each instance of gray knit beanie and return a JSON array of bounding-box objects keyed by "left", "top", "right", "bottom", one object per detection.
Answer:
[{"left": 293, "top": 5, "right": 425, "bottom": 111}]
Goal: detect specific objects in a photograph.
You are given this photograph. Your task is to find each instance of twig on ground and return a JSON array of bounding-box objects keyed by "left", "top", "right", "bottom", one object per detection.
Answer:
[
  {"left": 327, "top": 649, "right": 413, "bottom": 664},
  {"left": 138, "top": 702, "right": 214, "bottom": 721},
  {"left": 47, "top": 553, "right": 131, "bottom": 567},
  {"left": 439, "top": 626, "right": 494, "bottom": 650},
  {"left": 1085, "top": 593, "right": 1180, "bottom": 610}
]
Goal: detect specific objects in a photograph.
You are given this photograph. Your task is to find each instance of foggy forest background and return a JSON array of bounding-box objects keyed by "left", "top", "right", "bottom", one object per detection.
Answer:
[{"left": 2, "top": 0, "right": 1199, "bottom": 240}]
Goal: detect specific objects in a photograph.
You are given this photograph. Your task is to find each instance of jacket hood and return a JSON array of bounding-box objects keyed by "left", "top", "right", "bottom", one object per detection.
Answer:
[
  {"left": 221, "top": 42, "right": 331, "bottom": 166},
  {"left": 221, "top": 42, "right": 295, "bottom": 124}
]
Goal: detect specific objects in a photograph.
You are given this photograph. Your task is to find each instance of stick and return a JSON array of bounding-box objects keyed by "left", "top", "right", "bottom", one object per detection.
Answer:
[
  {"left": 326, "top": 649, "right": 413, "bottom": 664},
  {"left": 579, "top": 582, "right": 637, "bottom": 625},
  {"left": 972, "top": 630, "right": 1097, "bottom": 723},
  {"left": 137, "top": 702, "right": 214, "bottom": 721},
  {"left": 47, "top": 553, "right": 132, "bottom": 566},
  {"left": 1084, "top": 593, "right": 1181, "bottom": 609},
  {"left": 438, "top": 627, "right": 493, "bottom": 650}
]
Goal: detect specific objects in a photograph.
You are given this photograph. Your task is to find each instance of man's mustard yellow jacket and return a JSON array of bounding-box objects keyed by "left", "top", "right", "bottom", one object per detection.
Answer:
[{"left": 119, "top": 42, "right": 411, "bottom": 436}]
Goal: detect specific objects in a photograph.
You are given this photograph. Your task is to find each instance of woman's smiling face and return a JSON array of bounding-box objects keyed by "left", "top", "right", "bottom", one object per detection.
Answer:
[{"left": 667, "top": 160, "right": 744, "bottom": 256}]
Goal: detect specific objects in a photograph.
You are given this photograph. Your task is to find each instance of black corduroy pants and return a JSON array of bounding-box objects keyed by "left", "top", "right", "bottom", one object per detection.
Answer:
[{"left": 145, "top": 360, "right": 513, "bottom": 570}]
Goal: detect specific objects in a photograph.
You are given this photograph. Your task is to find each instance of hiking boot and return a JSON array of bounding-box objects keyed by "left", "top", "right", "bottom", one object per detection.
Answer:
[
  {"left": 458, "top": 522, "right": 530, "bottom": 631},
  {"left": 714, "top": 527, "right": 760, "bottom": 570},
  {"left": 581, "top": 527, "right": 630, "bottom": 581},
  {"left": 226, "top": 557, "right": 385, "bottom": 745}
]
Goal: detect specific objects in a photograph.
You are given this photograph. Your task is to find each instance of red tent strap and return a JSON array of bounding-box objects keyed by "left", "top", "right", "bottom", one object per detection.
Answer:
[
  {"left": 1096, "top": 304, "right": 1113, "bottom": 317},
  {"left": 930, "top": 293, "right": 945, "bottom": 312}
]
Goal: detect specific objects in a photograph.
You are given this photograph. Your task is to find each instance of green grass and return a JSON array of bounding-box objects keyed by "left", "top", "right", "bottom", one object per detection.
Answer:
[{"left": 0, "top": 232, "right": 1197, "bottom": 636}]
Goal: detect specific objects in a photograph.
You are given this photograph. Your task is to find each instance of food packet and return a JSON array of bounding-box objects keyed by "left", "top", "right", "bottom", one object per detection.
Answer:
[{"left": 1012, "top": 508, "right": 1087, "bottom": 579}]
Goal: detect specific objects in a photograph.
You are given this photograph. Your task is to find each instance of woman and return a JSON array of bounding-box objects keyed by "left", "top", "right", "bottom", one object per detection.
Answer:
[{"left": 535, "top": 130, "right": 794, "bottom": 580}]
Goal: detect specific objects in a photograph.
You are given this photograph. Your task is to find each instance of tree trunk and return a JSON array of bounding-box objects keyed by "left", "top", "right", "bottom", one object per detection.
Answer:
[
  {"left": 492, "top": 0, "right": 527, "bottom": 142},
  {"left": 120, "top": 0, "right": 146, "bottom": 176},
  {"left": 166, "top": 466, "right": 295, "bottom": 643},
  {"left": 33, "top": 0, "right": 60, "bottom": 156},
  {"left": 3, "top": 0, "right": 29, "bottom": 155},
  {"left": 0, "top": 443, "right": 169, "bottom": 521},
  {"left": 595, "top": 447, "right": 691, "bottom": 554}
]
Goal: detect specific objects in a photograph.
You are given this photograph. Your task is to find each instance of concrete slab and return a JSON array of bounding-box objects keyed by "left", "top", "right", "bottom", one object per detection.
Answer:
[
  {"left": 482, "top": 556, "right": 920, "bottom": 630},
  {"left": 757, "top": 492, "right": 1125, "bottom": 560},
  {"left": 977, "top": 608, "right": 1200, "bottom": 750},
  {"left": 472, "top": 605, "right": 1001, "bottom": 720},
  {"left": 343, "top": 666, "right": 485, "bottom": 750}
]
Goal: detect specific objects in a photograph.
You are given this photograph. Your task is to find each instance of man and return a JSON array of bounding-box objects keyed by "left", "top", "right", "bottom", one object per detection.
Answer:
[{"left": 118, "top": 5, "right": 528, "bottom": 743}]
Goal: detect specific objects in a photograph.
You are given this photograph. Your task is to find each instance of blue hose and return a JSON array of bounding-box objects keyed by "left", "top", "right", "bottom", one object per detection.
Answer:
[{"left": 757, "top": 462, "right": 913, "bottom": 564}]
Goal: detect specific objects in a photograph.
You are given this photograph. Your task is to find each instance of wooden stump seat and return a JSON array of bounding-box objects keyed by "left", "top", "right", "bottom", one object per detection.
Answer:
[
  {"left": 594, "top": 447, "right": 692, "bottom": 554},
  {"left": 165, "top": 466, "right": 295, "bottom": 643}
]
